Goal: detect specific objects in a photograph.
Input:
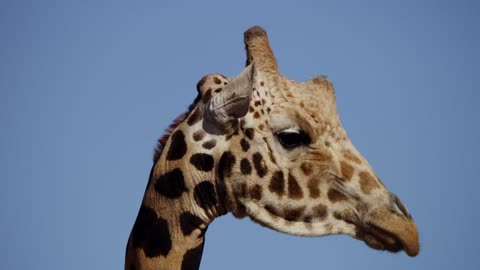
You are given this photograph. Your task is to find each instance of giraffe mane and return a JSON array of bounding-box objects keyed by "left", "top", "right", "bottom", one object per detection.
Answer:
[{"left": 153, "top": 95, "right": 201, "bottom": 163}]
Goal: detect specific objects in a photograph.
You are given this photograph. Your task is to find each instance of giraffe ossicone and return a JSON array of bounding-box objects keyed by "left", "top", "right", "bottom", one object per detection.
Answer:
[{"left": 126, "top": 25, "right": 420, "bottom": 270}]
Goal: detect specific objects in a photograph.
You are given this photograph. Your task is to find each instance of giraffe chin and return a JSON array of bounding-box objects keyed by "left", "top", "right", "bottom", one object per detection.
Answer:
[{"left": 355, "top": 210, "right": 420, "bottom": 257}]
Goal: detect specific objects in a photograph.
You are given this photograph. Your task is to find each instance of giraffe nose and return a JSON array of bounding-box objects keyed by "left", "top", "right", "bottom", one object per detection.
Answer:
[{"left": 390, "top": 193, "right": 411, "bottom": 218}]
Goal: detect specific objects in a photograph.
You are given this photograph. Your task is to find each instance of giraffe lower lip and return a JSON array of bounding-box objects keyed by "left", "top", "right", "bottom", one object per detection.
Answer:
[{"left": 357, "top": 223, "right": 403, "bottom": 253}]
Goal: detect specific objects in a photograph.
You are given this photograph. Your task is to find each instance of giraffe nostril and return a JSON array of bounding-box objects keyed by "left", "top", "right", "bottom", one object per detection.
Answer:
[{"left": 391, "top": 193, "right": 411, "bottom": 218}]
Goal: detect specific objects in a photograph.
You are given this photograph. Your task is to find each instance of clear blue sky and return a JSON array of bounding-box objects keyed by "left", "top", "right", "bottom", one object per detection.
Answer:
[{"left": 1, "top": 1, "right": 479, "bottom": 269}]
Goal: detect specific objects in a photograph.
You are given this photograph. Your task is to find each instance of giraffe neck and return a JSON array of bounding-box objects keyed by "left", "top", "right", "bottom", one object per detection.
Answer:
[{"left": 125, "top": 105, "right": 231, "bottom": 270}]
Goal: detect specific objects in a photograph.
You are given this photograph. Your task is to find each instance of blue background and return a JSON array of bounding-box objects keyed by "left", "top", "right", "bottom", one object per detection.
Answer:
[{"left": 1, "top": 1, "right": 478, "bottom": 269}]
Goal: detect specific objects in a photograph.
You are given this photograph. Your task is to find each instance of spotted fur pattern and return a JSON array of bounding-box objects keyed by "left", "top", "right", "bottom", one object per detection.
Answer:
[{"left": 125, "top": 26, "right": 419, "bottom": 270}]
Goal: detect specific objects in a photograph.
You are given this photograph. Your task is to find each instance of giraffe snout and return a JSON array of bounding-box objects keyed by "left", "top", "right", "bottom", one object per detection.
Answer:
[{"left": 357, "top": 193, "right": 420, "bottom": 257}]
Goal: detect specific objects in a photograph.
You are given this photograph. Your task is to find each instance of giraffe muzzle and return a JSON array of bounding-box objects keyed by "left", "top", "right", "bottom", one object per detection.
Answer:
[{"left": 355, "top": 205, "right": 420, "bottom": 257}]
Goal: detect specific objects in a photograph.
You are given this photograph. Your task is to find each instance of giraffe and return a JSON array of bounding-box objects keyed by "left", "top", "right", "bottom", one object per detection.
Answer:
[{"left": 125, "top": 26, "right": 420, "bottom": 270}]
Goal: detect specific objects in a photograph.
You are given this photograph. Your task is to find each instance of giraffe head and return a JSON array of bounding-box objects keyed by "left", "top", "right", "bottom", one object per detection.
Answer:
[{"left": 199, "top": 26, "right": 419, "bottom": 256}]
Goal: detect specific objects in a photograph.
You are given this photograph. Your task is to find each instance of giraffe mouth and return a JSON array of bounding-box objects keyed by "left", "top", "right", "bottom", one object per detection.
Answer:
[
  {"left": 355, "top": 215, "right": 419, "bottom": 257},
  {"left": 356, "top": 222, "right": 404, "bottom": 253}
]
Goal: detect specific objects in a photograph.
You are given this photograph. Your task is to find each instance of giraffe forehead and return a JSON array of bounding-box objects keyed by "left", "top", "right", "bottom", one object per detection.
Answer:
[{"left": 263, "top": 77, "right": 339, "bottom": 130}]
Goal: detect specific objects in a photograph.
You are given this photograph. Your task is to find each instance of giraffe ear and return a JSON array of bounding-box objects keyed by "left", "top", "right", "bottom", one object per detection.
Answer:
[{"left": 203, "top": 64, "right": 254, "bottom": 134}]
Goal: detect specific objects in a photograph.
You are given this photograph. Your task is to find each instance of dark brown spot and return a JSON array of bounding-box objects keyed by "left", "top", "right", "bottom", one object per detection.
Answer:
[
  {"left": 196, "top": 76, "right": 207, "bottom": 91},
  {"left": 261, "top": 99, "right": 266, "bottom": 105},
  {"left": 304, "top": 216, "right": 312, "bottom": 223},
  {"left": 254, "top": 100, "right": 261, "bottom": 106},
  {"left": 344, "top": 150, "right": 362, "bottom": 164},
  {"left": 260, "top": 81, "right": 264, "bottom": 86},
  {"left": 214, "top": 87, "right": 222, "bottom": 93},
  {"left": 218, "top": 151, "right": 236, "bottom": 181},
  {"left": 240, "top": 158, "right": 252, "bottom": 175},
  {"left": 240, "top": 138, "right": 250, "bottom": 152},
  {"left": 245, "top": 128, "right": 255, "bottom": 140},
  {"left": 194, "top": 181, "right": 217, "bottom": 211},
  {"left": 312, "top": 203, "right": 328, "bottom": 220},
  {"left": 333, "top": 211, "right": 345, "bottom": 221},
  {"left": 253, "top": 111, "right": 260, "bottom": 118},
  {"left": 328, "top": 189, "right": 348, "bottom": 203},
  {"left": 359, "top": 171, "right": 380, "bottom": 194},
  {"left": 269, "top": 170, "right": 285, "bottom": 197},
  {"left": 266, "top": 107, "right": 271, "bottom": 113},
  {"left": 201, "top": 139, "right": 216, "bottom": 150},
  {"left": 213, "top": 77, "right": 222, "bottom": 84},
  {"left": 166, "top": 130, "right": 187, "bottom": 161},
  {"left": 239, "top": 183, "right": 247, "bottom": 198},
  {"left": 307, "top": 178, "right": 321, "bottom": 198},
  {"left": 155, "top": 168, "right": 187, "bottom": 199},
  {"left": 250, "top": 184, "right": 263, "bottom": 200},
  {"left": 340, "top": 161, "right": 354, "bottom": 180},
  {"left": 252, "top": 152, "right": 267, "bottom": 177},
  {"left": 181, "top": 242, "right": 205, "bottom": 270},
  {"left": 249, "top": 106, "right": 255, "bottom": 113},
  {"left": 202, "top": 88, "right": 212, "bottom": 103},
  {"left": 187, "top": 107, "right": 202, "bottom": 126},
  {"left": 258, "top": 124, "right": 265, "bottom": 130},
  {"left": 179, "top": 212, "right": 203, "bottom": 236},
  {"left": 265, "top": 204, "right": 281, "bottom": 216},
  {"left": 333, "top": 210, "right": 356, "bottom": 224},
  {"left": 131, "top": 205, "right": 171, "bottom": 257},
  {"left": 301, "top": 162, "right": 313, "bottom": 176},
  {"left": 192, "top": 130, "right": 205, "bottom": 141},
  {"left": 288, "top": 173, "right": 303, "bottom": 199},
  {"left": 284, "top": 206, "right": 306, "bottom": 222},
  {"left": 190, "top": 153, "right": 214, "bottom": 172}
]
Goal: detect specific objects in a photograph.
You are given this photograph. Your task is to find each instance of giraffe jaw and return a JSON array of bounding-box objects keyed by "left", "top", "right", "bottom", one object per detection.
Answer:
[
  {"left": 242, "top": 200, "right": 356, "bottom": 237},
  {"left": 241, "top": 195, "right": 419, "bottom": 256}
]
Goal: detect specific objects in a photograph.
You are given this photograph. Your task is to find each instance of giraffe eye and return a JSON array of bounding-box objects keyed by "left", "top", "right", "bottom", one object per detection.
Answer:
[{"left": 275, "top": 129, "right": 311, "bottom": 150}]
